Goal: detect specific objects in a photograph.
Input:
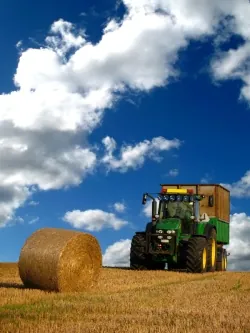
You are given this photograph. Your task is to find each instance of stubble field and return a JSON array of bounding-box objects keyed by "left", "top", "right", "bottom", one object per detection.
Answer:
[{"left": 0, "top": 263, "right": 249, "bottom": 333}]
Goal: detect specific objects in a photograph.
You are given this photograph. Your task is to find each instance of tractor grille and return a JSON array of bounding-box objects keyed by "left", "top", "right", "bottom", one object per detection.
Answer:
[{"left": 146, "top": 232, "right": 176, "bottom": 255}]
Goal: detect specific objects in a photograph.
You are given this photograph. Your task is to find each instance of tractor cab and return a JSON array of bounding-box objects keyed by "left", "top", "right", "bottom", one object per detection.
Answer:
[{"left": 142, "top": 187, "right": 205, "bottom": 235}]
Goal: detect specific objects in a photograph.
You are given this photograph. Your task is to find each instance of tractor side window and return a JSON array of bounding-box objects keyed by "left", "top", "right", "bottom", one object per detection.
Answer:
[
  {"left": 159, "top": 201, "right": 168, "bottom": 219},
  {"left": 158, "top": 201, "right": 163, "bottom": 219}
]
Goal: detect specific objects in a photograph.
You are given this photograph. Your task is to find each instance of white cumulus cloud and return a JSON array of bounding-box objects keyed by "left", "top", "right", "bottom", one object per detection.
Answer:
[
  {"left": 102, "top": 136, "right": 181, "bottom": 172},
  {"left": 211, "top": 43, "right": 250, "bottom": 103},
  {"left": 103, "top": 239, "right": 131, "bottom": 267},
  {"left": 45, "top": 19, "right": 86, "bottom": 57},
  {"left": 113, "top": 202, "right": 126, "bottom": 213},
  {"left": 63, "top": 209, "right": 129, "bottom": 231},
  {"left": 0, "top": 185, "right": 31, "bottom": 227},
  {"left": 226, "top": 213, "right": 250, "bottom": 271},
  {"left": 222, "top": 170, "right": 250, "bottom": 197}
]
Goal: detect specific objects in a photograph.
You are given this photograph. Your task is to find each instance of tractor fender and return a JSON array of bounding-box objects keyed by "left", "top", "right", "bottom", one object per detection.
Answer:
[
  {"left": 192, "top": 224, "right": 216, "bottom": 240},
  {"left": 135, "top": 232, "right": 146, "bottom": 236},
  {"left": 146, "top": 222, "right": 153, "bottom": 233},
  {"left": 203, "top": 224, "right": 217, "bottom": 240}
]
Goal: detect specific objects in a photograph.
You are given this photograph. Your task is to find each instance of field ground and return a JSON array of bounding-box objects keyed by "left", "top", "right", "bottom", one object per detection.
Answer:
[{"left": 0, "top": 263, "right": 249, "bottom": 333}]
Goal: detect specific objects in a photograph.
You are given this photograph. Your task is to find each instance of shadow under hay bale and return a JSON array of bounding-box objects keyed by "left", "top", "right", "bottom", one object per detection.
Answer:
[
  {"left": 18, "top": 228, "right": 102, "bottom": 293},
  {"left": 0, "top": 282, "right": 25, "bottom": 289}
]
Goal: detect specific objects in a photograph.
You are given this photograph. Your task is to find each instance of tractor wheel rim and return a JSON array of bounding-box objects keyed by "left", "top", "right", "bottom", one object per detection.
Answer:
[
  {"left": 202, "top": 248, "right": 207, "bottom": 270},
  {"left": 211, "top": 239, "right": 216, "bottom": 266}
]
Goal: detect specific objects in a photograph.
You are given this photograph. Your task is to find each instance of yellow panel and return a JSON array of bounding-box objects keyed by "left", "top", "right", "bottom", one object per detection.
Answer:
[{"left": 165, "top": 189, "right": 188, "bottom": 194}]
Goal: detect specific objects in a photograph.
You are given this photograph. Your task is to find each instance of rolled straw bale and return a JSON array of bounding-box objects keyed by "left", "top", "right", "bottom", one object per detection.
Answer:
[{"left": 18, "top": 227, "right": 102, "bottom": 292}]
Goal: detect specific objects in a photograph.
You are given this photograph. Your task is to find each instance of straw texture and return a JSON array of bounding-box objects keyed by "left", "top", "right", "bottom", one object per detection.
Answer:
[{"left": 18, "top": 228, "right": 102, "bottom": 292}]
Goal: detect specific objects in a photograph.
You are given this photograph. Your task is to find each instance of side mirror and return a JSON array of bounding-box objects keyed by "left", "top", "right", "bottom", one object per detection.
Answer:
[
  {"left": 208, "top": 195, "right": 214, "bottom": 207},
  {"left": 142, "top": 193, "right": 147, "bottom": 205}
]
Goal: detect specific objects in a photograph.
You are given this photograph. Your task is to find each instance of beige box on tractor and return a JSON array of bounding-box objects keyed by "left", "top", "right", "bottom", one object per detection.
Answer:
[{"left": 161, "top": 184, "right": 230, "bottom": 222}]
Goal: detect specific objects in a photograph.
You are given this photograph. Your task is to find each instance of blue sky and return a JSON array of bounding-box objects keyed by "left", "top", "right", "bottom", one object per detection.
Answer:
[{"left": 0, "top": 0, "right": 250, "bottom": 270}]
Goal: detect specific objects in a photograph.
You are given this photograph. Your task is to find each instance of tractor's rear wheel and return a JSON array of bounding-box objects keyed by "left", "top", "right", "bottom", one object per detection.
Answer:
[
  {"left": 130, "top": 234, "right": 148, "bottom": 270},
  {"left": 216, "top": 248, "right": 227, "bottom": 271},
  {"left": 186, "top": 236, "right": 208, "bottom": 273},
  {"left": 207, "top": 229, "right": 217, "bottom": 272},
  {"left": 222, "top": 251, "right": 227, "bottom": 271}
]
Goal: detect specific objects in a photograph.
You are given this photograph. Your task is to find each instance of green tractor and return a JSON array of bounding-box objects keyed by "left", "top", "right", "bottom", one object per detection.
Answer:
[{"left": 130, "top": 184, "right": 230, "bottom": 273}]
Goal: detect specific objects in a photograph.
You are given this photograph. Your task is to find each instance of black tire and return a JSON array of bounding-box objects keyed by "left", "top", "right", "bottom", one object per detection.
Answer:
[
  {"left": 130, "top": 234, "right": 148, "bottom": 270},
  {"left": 216, "top": 248, "right": 227, "bottom": 271},
  {"left": 186, "top": 236, "right": 208, "bottom": 273},
  {"left": 207, "top": 229, "right": 217, "bottom": 272}
]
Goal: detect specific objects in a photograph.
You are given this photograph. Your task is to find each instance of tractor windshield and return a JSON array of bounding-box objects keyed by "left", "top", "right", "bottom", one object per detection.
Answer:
[{"left": 159, "top": 200, "right": 194, "bottom": 220}]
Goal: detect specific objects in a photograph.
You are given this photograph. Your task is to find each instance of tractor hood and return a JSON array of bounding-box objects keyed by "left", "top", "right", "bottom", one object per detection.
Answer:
[{"left": 156, "top": 218, "right": 181, "bottom": 231}]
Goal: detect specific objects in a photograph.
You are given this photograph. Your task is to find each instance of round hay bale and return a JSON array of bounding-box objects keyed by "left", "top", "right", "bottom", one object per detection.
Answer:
[{"left": 18, "top": 227, "right": 102, "bottom": 292}]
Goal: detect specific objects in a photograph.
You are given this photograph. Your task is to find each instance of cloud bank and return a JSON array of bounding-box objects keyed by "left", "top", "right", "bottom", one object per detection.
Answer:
[{"left": 1, "top": 0, "right": 250, "bottom": 225}]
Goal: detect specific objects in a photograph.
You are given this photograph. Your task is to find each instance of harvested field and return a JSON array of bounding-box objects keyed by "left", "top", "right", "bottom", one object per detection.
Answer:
[{"left": 0, "top": 263, "right": 249, "bottom": 333}]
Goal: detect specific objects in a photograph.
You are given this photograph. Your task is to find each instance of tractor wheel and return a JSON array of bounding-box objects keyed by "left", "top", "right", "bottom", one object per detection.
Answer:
[
  {"left": 224, "top": 250, "right": 228, "bottom": 271},
  {"left": 207, "top": 229, "right": 217, "bottom": 272},
  {"left": 222, "top": 250, "right": 227, "bottom": 271},
  {"left": 130, "top": 234, "right": 148, "bottom": 270},
  {"left": 216, "top": 248, "right": 227, "bottom": 271},
  {"left": 186, "top": 236, "right": 208, "bottom": 273}
]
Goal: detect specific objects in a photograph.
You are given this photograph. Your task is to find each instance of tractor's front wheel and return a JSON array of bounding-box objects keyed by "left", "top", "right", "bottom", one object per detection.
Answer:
[
  {"left": 186, "top": 236, "right": 208, "bottom": 273},
  {"left": 207, "top": 228, "right": 217, "bottom": 272},
  {"left": 130, "top": 234, "right": 148, "bottom": 270}
]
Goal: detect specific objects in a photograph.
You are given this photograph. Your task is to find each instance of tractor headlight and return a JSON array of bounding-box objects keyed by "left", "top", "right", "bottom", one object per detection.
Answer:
[
  {"left": 157, "top": 230, "right": 163, "bottom": 234},
  {"left": 167, "top": 230, "right": 171, "bottom": 234},
  {"left": 170, "top": 195, "right": 176, "bottom": 201},
  {"left": 172, "top": 230, "right": 175, "bottom": 234},
  {"left": 167, "top": 236, "right": 172, "bottom": 240}
]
